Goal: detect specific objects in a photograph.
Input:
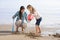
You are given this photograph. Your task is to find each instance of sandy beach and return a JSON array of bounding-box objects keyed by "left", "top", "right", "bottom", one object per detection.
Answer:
[{"left": 0, "top": 24, "right": 60, "bottom": 40}]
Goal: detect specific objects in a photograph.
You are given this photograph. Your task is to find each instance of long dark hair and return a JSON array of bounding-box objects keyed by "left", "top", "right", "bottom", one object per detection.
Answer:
[{"left": 19, "top": 6, "right": 25, "bottom": 19}]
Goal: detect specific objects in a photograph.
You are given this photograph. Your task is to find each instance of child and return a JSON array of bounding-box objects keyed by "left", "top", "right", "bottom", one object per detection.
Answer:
[
  {"left": 27, "top": 5, "right": 42, "bottom": 36},
  {"left": 12, "top": 6, "right": 27, "bottom": 33}
]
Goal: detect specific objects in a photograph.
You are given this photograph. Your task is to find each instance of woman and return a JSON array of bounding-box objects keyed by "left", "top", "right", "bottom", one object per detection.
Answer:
[
  {"left": 12, "top": 6, "right": 27, "bottom": 33},
  {"left": 27, "top": 5, "right": 42, "bottom": 36}
]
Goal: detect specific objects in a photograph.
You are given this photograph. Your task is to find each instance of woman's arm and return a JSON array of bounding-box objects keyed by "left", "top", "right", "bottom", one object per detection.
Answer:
[
  {"left": 25, "top": 12, "right": 27, "bottom": 22},
  {"left": 12, "top": 11, "right": 19, "bottom": 19}
]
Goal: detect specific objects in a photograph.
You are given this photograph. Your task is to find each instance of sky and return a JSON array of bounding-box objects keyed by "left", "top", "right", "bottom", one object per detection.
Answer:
[{"left": 0, "top": 0, "right": 60, "bottom": 26}]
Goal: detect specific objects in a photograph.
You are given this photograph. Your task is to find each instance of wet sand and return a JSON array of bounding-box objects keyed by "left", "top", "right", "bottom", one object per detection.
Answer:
[{"left": 0, "top": 24, "right": 60, "bottom": 40}]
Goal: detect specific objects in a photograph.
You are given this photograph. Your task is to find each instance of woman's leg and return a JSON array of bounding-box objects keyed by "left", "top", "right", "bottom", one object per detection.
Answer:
[
  {"left": 16, "top": 26, "right": 19, "bottom": 32},
  {"left": 22, "top": 26, "right": 24, "bottom": 32},
  {"left": 21, "top": 23, "right": 27, "bottom": 32},
  {"left": 20, "top": 24, "right": 24, "bottom": 33}
]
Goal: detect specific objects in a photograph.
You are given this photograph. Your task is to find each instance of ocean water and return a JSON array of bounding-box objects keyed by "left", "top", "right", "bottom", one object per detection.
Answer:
[{"left": 0, "top": 0, "right": 60, "bottom": 28}]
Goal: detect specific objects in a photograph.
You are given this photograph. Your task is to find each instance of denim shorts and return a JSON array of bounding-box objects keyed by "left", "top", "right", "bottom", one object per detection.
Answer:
[{"left": 35, "top": 17, "right": 42, "bottom": 26}]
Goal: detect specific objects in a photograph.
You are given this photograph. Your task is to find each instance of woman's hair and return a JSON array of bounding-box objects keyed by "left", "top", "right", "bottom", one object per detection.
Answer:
[
  {"left": 27, "top": 5, "right": 35, "bottom": 14},
  {"left": 19, "top": 6, "right": 25, "bottom": 19}
]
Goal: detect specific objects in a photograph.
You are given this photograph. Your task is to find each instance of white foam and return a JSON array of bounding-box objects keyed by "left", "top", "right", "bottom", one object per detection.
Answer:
[
  {"left": 55, "top": 30, "right": 60, "bottom": 34},
  {"left": 41, "top": 31, "right": 56, "bottom": 36}
]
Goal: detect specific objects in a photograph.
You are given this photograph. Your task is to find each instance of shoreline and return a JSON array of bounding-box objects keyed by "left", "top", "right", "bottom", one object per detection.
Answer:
[{"left": 0, "top": 24, "right": 60, "bottom": 40}]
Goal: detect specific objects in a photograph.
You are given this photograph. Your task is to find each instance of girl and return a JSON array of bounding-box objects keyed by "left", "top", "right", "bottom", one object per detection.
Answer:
[
  {"left": 27, "top": 5, "right": 42, "bottom": 36},
  {"left": 12, "top": 6, "right": 27, "bottom": 33}
]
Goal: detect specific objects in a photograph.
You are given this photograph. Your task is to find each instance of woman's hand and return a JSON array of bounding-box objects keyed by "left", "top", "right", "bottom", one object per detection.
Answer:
[{"left": 12, "top": 16, "right": 14, "bottom": 19}]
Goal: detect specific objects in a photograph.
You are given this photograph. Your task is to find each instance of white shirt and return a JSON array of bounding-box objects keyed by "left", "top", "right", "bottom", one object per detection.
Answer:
[{"left": 32, "top": 11, "right": 40, "bottom": 19}]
